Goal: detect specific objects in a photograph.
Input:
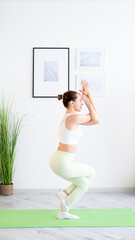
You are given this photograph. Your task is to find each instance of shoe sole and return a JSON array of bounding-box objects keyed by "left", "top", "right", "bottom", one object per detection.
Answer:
[{"left": 56, "top": 212, "right": 80, "bottom": 219}]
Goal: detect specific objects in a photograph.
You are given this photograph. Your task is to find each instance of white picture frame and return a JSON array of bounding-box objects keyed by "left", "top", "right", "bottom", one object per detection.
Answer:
[
  {"left": 76, "top": 74, "right": 105, "bottom": 97},
  {"left": 76, "top": 48, "right": 105, "bottom": 71}
]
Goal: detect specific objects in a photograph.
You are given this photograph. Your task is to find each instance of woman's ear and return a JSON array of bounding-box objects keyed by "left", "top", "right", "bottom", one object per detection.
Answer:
[{"left": 70, "top": 100, "right": 74, "bottom": 107}]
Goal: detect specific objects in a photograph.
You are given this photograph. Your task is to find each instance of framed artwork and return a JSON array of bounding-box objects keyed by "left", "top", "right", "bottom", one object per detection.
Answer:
[
  {"left": 76, "top": 74, "right": 105, "bottom": 97},
  {"left": 76, "top": 48, "right": 105, "bottom": 71},
  {"left": 33, "top": 47, "right": 70, "bottom": 98}
]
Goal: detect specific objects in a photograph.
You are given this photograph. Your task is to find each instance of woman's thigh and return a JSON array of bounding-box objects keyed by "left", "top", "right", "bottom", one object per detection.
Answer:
[
  {"left": 49, "top": 149, "right": 96, "bottom": 179},
  {"left": 64, "top": 162, "right": 96, "bottom": 178}
]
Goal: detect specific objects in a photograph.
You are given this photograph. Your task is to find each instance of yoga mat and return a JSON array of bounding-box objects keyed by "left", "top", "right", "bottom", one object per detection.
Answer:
[{"left": 0, "top": 209, "right": 135, "bottom": 228}]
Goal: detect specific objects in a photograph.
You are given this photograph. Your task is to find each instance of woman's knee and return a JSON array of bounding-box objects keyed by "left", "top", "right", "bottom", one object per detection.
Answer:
[{"left": 77, "top": 177, "right": 90, "bottom": 191}]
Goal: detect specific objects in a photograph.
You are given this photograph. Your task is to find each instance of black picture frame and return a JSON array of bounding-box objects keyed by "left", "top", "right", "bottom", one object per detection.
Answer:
[{"left": 33, "top": 47, "right": 70, "bottom": 98}]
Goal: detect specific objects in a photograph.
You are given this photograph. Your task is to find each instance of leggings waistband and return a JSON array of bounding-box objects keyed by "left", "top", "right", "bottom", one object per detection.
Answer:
[{"left": 56, "top": 149, "right": 75, "bottom": 156}]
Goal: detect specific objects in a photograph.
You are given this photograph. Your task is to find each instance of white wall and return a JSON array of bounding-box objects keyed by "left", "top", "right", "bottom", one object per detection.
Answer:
[{"left": 0, "top": 0, "right": 135, "bottom": 189}]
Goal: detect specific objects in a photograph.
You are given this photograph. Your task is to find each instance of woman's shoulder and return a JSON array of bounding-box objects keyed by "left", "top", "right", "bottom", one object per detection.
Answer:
[{"left": 65, "top": 114, "right": 79, "bottom": 126}]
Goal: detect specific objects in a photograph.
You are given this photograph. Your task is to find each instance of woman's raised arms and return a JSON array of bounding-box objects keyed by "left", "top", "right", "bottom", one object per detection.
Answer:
[
  {"left": 68, "top": 114, "right": 99, "bottom": 126},
  {"left": 79, "top": 119, "right": 100, "bottom": 126},
  {"left": 69, "top": 113, "right": 91, "bottom": 124}
]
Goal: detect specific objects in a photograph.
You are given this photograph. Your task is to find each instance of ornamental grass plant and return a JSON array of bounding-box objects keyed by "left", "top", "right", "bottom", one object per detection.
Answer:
[{"left": 0, "top": 99, "right": 24, "bottom": 185}]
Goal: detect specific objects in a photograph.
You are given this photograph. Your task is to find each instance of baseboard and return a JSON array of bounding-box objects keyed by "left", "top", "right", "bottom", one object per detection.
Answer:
[{"left": 14, "top": 187, "right": 135, "bottom": 194}]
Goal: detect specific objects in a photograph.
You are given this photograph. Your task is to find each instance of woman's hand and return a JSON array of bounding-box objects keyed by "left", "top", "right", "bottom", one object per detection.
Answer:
[
  {"left": 79, "top": 80, "right": 91, "bottom": 97},
  {"left": 79, "top": 92, "right": 89, "bottom": 105}
]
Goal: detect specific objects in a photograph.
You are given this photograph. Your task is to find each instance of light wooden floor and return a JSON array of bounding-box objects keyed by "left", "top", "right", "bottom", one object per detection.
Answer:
[{"left": 0, "top": 189, "right": 135, "bottom": 240}]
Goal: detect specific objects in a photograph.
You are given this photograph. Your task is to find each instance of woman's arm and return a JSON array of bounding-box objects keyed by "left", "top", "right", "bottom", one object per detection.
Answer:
[
  {"left": 86, "top": 100, "right": 99, "bottom": 122},
  {"left": 79, "top": 80, "right": 97, "bottom": 113},
  {"left": 80, "top": 99, "right": 99, "bottom": 125},
  {"left": 87, "top": 90, "right": 97, "bottom": 113},
  {"left": 79, "top": 80, "right": 99, "bottom": 125}
]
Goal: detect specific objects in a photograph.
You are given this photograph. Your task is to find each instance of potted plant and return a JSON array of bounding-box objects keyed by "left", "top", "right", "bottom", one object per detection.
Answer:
[{"left": 0, "top": 99, "right": 24, "bottom": 195}]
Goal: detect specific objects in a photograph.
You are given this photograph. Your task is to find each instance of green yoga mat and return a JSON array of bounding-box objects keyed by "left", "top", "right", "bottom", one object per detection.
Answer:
[{"left": 0, "top": 209, "right": 135, "bottom": 228}]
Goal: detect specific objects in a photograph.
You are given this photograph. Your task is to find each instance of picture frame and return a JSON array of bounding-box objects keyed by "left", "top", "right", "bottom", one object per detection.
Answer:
[
  {"left": 33, "top": 47, "right": 70, "bottom": 98},
  {"left": 76, "top": 48, "right": 105, "bottom": 71},
  {"left": 76, "top": 74, "right": 105, "bottom": 97}
]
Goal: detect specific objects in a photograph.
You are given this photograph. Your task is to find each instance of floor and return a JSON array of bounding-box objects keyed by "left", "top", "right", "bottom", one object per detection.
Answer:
[{"left": 0, "top": 189, "right": 135, "bottom": 240}]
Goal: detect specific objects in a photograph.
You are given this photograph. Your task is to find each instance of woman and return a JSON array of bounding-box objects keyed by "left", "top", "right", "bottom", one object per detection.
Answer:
[{"left": 49, "top": 80, "right": 99, "bottom": 219}]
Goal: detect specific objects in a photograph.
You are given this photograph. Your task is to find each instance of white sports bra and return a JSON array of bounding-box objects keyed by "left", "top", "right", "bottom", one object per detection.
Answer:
[{"left": 59, "top": 113, "right": 83, "bottom": 145}]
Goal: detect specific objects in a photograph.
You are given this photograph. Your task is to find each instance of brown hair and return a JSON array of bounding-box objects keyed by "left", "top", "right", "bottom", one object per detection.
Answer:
[{"left": 57, "top": 90, "right": 78, "bottom": 108}]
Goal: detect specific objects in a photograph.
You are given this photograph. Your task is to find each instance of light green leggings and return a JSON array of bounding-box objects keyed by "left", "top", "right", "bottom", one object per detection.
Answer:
[{"left": 49, "top": 149, "right": 96, "bottom": 210}]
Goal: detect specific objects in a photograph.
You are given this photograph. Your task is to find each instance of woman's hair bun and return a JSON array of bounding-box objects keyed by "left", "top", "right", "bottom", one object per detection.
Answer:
[{"left": 57, "top": 94, "right": 63, "bottom": 100}]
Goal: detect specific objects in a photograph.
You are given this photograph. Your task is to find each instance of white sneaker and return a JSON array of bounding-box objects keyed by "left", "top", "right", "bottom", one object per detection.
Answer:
[
  {"left": 56, "top": 191, "right": 69, "bottom": 212},
  {"left": 56, "top": 210, "right": 80, "bottom": 219}
]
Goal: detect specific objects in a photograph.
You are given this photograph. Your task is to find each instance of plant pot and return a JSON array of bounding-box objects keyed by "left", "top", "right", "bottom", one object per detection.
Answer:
[{"left": 0, "top": 183, "right": 13, "bottom": 196}]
